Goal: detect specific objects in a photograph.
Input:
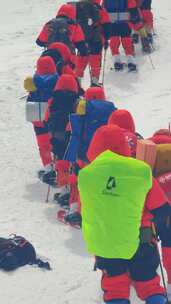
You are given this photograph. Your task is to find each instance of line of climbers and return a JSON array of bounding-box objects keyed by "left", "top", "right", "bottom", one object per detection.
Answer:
[
  {"left": 22, "top": 1, "right": 171, "bottom": 303},
  {"left": 36, "top": 0, "right": 154, "bottom": 81},
  {"left": 24, "top": 72, "right": 171, "bottom": 304}
]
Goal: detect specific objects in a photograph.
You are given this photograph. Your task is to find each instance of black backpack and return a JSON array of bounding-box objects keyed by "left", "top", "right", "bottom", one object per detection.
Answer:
[
  {"left": 47, "top": 17, "right": 75, "bottom": 53},
  {"left": 75, "top": 1, "right": 101, "bottom": 42},
  {"left": 48, "top": 90, "right": 78, "bottom": 158},
  {"left": 41, "top": 48, "right": 65, "bottom": 75},
  {"left": 0, "top": 235, "right": 51, "bottom": 271}
]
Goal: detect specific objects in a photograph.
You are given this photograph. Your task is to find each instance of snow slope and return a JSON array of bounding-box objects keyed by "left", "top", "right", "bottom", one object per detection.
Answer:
[{"left": 0, "top": 0, "right": 171, "bottom": 303}]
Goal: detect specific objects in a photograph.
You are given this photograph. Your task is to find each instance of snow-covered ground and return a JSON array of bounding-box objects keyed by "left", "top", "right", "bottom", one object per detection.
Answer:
[{"left": 0, "top": 0, "right": 171, "bottom": 303}]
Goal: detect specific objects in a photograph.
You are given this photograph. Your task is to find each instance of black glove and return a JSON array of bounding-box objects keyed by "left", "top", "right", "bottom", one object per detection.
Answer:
[
  {"left": 104, "top": 40, "right": 109, "bottom": 50},
  {"left": 139, "top": 227, "right": 153, "bottom": 244}
]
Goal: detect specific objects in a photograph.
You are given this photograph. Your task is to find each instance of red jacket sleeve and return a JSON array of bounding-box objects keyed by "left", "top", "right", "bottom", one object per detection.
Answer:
[
  {"left": 70, "top": 24, "right": 85, "bottom": 44},
  {"left": 144, "top": 178, "right": 168, "bottom": 211},
  {"left": 128, "top": 0, "right": 137, "bottom": 9},
  {"left": 141, "top": 178, "right": 168, "bottom": 227},
  {"left": 99, "top": 7, "right": 110, "bottom": 24},
  {"left": 36, "top": 24, "right": 49, "bottom": 45}
]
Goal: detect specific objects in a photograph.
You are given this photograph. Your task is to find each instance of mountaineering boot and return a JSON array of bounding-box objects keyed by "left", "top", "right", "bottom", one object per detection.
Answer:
[
  {"left": 104, "top": 300, "right": 130, "bottom": 304},
  {"left": 38, "top": 163, "right": 54, "bottom": 180},
  {"left": 128, "top": 62, "right": 137, "bottom": 72},
  {"left": 39, "top": 164, "right": 56, "bottom": 186},
  {"left": 57, "top": 192, "right": 70, "bottom": 208},
  {"left": 64, "top": 211, "right": 82, "bottom": 228},
  {"left": 54, "top": 185, "right": 70, "bottom": 208},
  {"left": 91, "top": 76, "right": 100, "bottom": 87},
  {"left": 147, "top": 33, "right": 153, "bottom": 44},
  {"left": 132, "top": 33, "right": 139, "bottom": 44},
  {"left": 127, "top": 55, "right": 137, "bottom": 72},
  {"left": 57, "top": 210, "right": 82, "bottom": 228},
  {"left": 145, "top": 295, "right": 167, "bottom": 304},
  {"left": 38, "top": 169, "right": 45, "bottom": 179},
  {"left": 114, "top": 62, "right": 124, "bottom": 71},
  {"left": 141, "top": 37, "right": 152, "bottom": 53},
  {"left": 42, "top": 170, "right": 56, "bottom": 186}
]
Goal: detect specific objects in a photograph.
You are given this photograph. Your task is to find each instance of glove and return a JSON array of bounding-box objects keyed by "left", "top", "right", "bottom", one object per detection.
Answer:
[
  {"left": 138, "top": 26, "right": 148, "bottom": 38},
  {"left": 24, "top": 76, "right": 37, "bottom": 92},
  {"left": 139, "top": 227, "right": 153, "bottom": 244},
  {"left": 104, "top": 40, "right": 109, "bottom": 50},
  {"left": 76, "top": 98, "right": 86, "bottom": 115}
]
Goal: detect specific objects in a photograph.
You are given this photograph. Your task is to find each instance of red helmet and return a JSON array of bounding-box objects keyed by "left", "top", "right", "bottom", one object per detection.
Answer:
[
  {"left": 36, "top": 56, "right": 56, "bottom": 75},
  {"left": 48, "top": 42, "right": 72, "bottom": 63},
  {"left": 57, "top": 4, "right": 76, "bottom": 20},
  {"left": 84, "top": 86, "right": 106, "bottom": 101},
  {"left": 91, "top": 0, "right": 101, "bottom": 4},
  {"left": 54, "top": 74, "right": 78, "bottom": 93},
  {"left": 150, "top": 135, "right": 171, "bottom": 144},
  {"left": 108, "top": 109, "right": 135, "bottom": 133},
  {"left": 87, "top": 124, "right": 131, "bottom": 162},
  {"left": 153, "top": 129, "right": 171, "bottom": 137}
]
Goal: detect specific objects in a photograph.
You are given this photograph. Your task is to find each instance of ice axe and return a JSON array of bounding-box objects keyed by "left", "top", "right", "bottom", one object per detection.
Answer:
[
  {"left": 99, "top": 48, "right": 107, "bottom": 86},
  {"left": 151, "top": 222, "right": 169, "bottom": 302}
]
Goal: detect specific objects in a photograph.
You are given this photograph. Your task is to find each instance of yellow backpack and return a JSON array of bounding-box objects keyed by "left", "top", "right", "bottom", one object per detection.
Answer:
[{"left": 153, "top": 144, "right": 171, "bottom": 176}]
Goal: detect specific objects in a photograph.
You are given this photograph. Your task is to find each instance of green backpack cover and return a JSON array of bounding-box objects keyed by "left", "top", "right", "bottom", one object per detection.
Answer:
[{"left": 78, "top": 150, "right": 152, "bottom": 259}]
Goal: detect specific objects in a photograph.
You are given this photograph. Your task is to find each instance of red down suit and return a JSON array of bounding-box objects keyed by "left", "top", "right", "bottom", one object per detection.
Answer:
[{"left": 103, "top": 0, "right": 143, "bottom": 57}]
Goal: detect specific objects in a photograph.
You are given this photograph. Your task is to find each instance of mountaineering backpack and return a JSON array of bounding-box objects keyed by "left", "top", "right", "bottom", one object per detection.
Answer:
[
  {"left": 140, "top": 0, "right": 152, "bottom": 10},
  {"left": 153, "top": 144, "right": 171, "bottom": 203},
  {"left": 103, "top": 0, "right": 131, "bottom": 24},
  {"left": 48, "top": 90, "right": 78, "bottom": 134},
  {"left": 136, "top": 140, "right": 171, "bottom": 202},
  {"left": 136, "top": 139, "right": 157, "bottom": 169},
  {"left": 65, "top": 99, "right": 117, "bottom": 162},
  {"left": 48, "top": 90, "right": 78, "bottom": 158},
  {"left": 47, "top": 17, "right": 75, "bottom": 52},
  {"left": 136, "top": 140, "right": 171, "bottom": 176},
  {"left": 0, "top": 235, "right": 51, "bottom": 271},
  {"left": 78, "top": 150, "right": 152, "bottom": 259},
  {"left": 103, "top": 0, "right": 128, "bottom": 13},
  {"left": 153, "top": 144, "right": 171, "bottom": 176},
  {"left": 75, "top": 1, "right": 101, "bottom": 41},
  {"left": 41, "top": 48, "right": 65, "bottom": 74}
]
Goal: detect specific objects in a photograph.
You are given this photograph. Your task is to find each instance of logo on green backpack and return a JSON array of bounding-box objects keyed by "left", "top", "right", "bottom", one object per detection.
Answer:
[{"left": 102, "top": 176, "right": 118, "bottom": 196}]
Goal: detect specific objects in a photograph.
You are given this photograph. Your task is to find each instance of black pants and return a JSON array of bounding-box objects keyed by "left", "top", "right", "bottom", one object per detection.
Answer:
[{"left": 96, "top": 243, "right": 160, "bottom": 281}]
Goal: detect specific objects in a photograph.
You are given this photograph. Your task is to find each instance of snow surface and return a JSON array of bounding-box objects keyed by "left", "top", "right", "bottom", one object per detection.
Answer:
[{"left": 0, "top": 0, "right": 170, "bottom": 303}]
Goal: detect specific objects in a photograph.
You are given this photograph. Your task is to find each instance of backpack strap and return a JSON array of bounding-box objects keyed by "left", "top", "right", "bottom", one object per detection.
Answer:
[{"left": 34, "top": 258, "right": 51, "bottom": 270}]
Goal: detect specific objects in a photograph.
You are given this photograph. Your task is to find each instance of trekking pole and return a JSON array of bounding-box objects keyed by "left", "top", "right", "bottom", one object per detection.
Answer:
[
  {"left": 148, "top": 52, "right": 155, "bottom": 70},
  {"left": 45, "top": 154, "right": 56, "bottom": 203},
  {"left": 88, "top": 63, "right": 93, "bottom": 85},
  {"left": 45, "top": 184, "right": 51, "bottom": 203},
  {"left": 101, "top": 49, "right": 107, "bottom": 86},
  {"left": 19, "top": 94, "right": 27, "bottom": 100},
  {"left": 151, "top": 222, "right": 169, "bottom": 302}
]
